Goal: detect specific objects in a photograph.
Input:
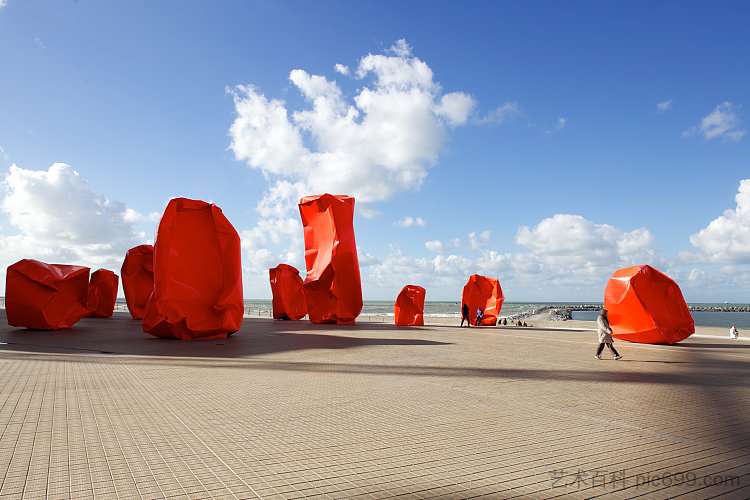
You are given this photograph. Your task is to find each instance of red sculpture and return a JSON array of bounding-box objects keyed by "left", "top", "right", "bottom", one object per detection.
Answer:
[
  {"left": 604, "top": 265, "right": 694, "bottom": 344},
  {"left": 87, "top": 269, "right": 119, "bottom": 318},
  {"left": 121, "top": 244, "right": 154, "bottom": 320},
  {"left": 461, "top": 274, "right": 504, "bottom": 326},
  {"left": 394, "top": 285, "right": 426, "bottom": 326},
  {"left": 299, "top": 194, "right": 362, "bottom": 324},
  {"left": 269, "top": 264, "right": 307, "bottom": 320},
  {"left": 142, "top": 198, "right": 244, "bottom": 340},
  {"left": 5, "top": 259, "right": 90, "bottom": 330}
]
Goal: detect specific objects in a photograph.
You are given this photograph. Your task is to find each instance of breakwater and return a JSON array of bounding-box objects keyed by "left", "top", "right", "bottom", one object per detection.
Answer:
[{"left": 507, "top": 304, "right": 750, "bottom": 322}]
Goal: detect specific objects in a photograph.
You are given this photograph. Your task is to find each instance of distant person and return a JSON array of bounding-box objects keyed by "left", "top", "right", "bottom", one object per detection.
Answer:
[
  {"left": 596, "top": 308, "right": 622, "bottom": 360},
  {"left": 730, "top": 324, "right": 739, "bottom": 339},
  {"left": 475, "top": 308, "right": 484, "bottom": 326},
  {"left": 502, "top": 318, "right": 507, "bottom": 326},
  {"left": 461, "top": 303, "right": 470, "bottom": 327},
  {"left": 522, "top": 321, "right": 527, "bottom": 327}
]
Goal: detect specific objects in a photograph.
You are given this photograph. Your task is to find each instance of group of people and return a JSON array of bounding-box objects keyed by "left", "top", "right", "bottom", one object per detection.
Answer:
[{"left": 459, "top": 303, "right": 527, "bottom": 327}]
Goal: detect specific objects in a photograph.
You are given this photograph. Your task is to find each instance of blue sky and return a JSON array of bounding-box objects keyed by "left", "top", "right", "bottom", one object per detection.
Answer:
[{"left": 1, "top": 1, "right": 749, "bottom": 302}]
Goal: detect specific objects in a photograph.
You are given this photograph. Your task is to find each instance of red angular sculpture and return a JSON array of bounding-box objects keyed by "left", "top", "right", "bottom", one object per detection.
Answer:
[
  {"left": 143, "top": 198, "right": 244, "bottom": 340},
  {"left": 461, "top": 274, "right": 504, "bottom": 326},
  {"left": 121, "top": 244, "right": 154, "bottom": 320},
  {"left": 299, "top": 194, "right": 363, "bottom": 324},
  {"left": 269, "top": 264, "right": 307, "bottom": 320},
  {"left": 87, "top": 269, "right": 119, "bottom": 318},
  {"left": 604, "top": 265, "right": 694, "bottom": 344},
  {"left": 394, "top": 285, "right": 426, "bottom": 326},
  {"left": 5, "top": 259, "right": 90, "bottom": 330}
]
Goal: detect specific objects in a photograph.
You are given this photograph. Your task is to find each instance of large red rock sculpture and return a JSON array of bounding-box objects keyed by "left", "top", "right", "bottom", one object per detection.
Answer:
[
  {"left": 269, "top": 264, "right": 307, "bottom": 320},
  {"left": 121, "top": 244, "right": 154, "bottom": 320},
  {"left": 143, "top": 198, "right": 244, "bottom": 340},
  {"left": 5, "top": 259, "right": 90, "bottom": 330},
  {"left": 299, "top": 194, "right": 362, "bottom": 324},
  {"left": 604, "top": 265, "right": 694, "bottom": 344},
  {"left": 461, "top": 274, "right": 504, "bottom": 326},
  {"left": 87, "top": 269, "right": 119, "bottom": 318},
  {"left": 394, "top": 285, "right": 426, "bottom": 326}
]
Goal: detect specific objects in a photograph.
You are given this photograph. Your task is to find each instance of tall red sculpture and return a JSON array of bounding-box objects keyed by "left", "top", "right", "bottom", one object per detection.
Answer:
[
  {"left": 142, "top": 198, "right": 244, "bottom": 340},
  {"left": 269, "top": 264, "right": 307, "bottom": 320},
  {"left": 121, "top": 244, "right": 154, "bottom": 320},
  {"left": 87, "top": 269, "right": 119, "bottom": 318},
  {"left": 394, "top": 285, "right": 426, "bottom": 326},
  {"left": 299, "top": 194, "right": 362, "bottom": 324},
  {"left": 5, "top": 259, "right": 90, "bottom": 330},
  {"left": 461, "top": 274, "right": 504, "bottom": 326},
  {"left": 604, "top": 265, "right": 694, "bottom": 344}
]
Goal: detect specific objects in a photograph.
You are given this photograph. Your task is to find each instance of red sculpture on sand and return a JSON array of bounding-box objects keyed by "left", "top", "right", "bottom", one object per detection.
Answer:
[
  {"left": 87, "top": 269, "right": 119, "bottom": 318},
  {"left": 121, "top": 244, "right": 154, "bottom": 320},
  {"left": 5, "top": 259, "right": 90, "bottom": 330},
  {"left": 299, "top": 194, "right": 362, "bottom": 324},
  {"left": 142, "top": 198, "right": 244, "bottom": 340},
  {"left": 461, "top": 274, "right": 504, "bottom": 326},
  {"left": 604, "top": 265, "right": 694, "bottom": 344},
  {"left": 394, "top": 285, "right": 426, "bottom": 326},
  {"left": 269, "top": 264, "right": 307, "bottom": 320}
]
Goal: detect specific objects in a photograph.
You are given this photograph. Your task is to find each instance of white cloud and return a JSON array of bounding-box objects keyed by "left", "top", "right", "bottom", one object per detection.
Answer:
[
  {"left": 544, "top": 117, "right": 566, "bottom": 134},
  {"left": 425, "top": 240, "right": 447, "bottom": 254},
  {"left": 689, "top": 178, "right": 750, "bottom": 263},
  {"left": 0, "top": 163, "right": 144, "bottom": 289},
  {"left": 228, "top": 39, "right": 475, "bottom": 214},
  {"left": 0, "top": 1, "right": 6, "bottom": 10},
  {"left": 514, "top": 214, "right": 658, "bottom": 286},
  {"left": 394, "top": 216, "right": 426, "bottom": 228},
  {"left": 683, "top": 102, "right": 746, "bottom": 142},
  {"left": 334, "top": 63, "right": 349, "bottom": 75},
  {"left": 478, "top": 101, "right": 521, "bottom": 125},
  {"left": 657, "top": 99, "right": 673, "bottom": 112}
]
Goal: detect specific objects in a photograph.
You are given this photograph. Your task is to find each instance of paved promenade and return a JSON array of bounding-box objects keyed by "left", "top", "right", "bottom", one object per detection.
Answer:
[{"left": 0, "top": 311, "right": 748, "bottom": 499}]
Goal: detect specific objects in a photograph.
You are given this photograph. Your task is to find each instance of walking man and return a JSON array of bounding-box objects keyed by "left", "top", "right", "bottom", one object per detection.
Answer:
[{"left": 596, "top": 309, "right": 622, "bottom": 360}]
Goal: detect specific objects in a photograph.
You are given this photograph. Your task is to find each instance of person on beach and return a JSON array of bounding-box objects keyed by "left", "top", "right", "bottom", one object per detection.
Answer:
[
  {"left": 730, "top": 324, "right": 739, "bottom": 339},
  {"left": 475, "top": 308, "right": 484, "bottom": 326},
  {"left": 461, "top": 303, "right": 470, "bottom": 327},
  {"left": 596, "top": 309, "right": 622, "bottom": 360}
]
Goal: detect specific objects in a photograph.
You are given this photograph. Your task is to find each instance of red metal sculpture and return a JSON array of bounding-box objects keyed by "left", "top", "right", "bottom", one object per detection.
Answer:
[
  {"left": 299, "top": 194, "right": 362, "bottom": 324},
  {"left": 121, "top": 244, "right": 154, "bottom": 320},
  {"left": 604, "top": 265, "right": 694, "bottom": 344},
  {"left": 269, "top": 264, "right": 308, "bottom": 320},
  {"left": 394, "top": 285, "right": 426, "bottom": 326},
  {"left": 87, "top": 269, "right": 119, "bottom": 318},
  {"left": 461, "top": 274, "right": 504, "bottom": 326},
  {"left": 142, "top": 198, "right": 244, "bottom": 340},
  {"left": 5, "top": 259, "right": 90, "bottom": 330}
]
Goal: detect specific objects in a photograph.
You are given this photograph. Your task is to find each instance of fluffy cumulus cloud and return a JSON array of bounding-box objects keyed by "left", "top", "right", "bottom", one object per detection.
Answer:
[
  {"left": 513, "top": 214, "right": 658, "bottom": 287},
  {"left": 0, "top": 163, "right": 144, "bottom": 289},
  {"left": 228, "top": 39, "right": 475, "bottom": 217},
  {"left": 228, "top": 39, "right": 477, "bottom": 293},
  {"left": 689, "top": 179, "right": 750, "bottom": 264},
  {"left": 683, "top": 102, "right": 746, "bottom": 142}
]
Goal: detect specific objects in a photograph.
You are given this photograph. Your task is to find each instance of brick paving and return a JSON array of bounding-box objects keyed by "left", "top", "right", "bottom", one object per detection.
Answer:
[{"left": 0, "top": 310, "right": 748, "bottom": 499}]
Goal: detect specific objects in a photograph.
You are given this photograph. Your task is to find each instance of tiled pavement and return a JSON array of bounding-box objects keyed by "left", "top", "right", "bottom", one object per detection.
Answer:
[{"left": 0, "top": 311, "right": 748, "bottom": 499}]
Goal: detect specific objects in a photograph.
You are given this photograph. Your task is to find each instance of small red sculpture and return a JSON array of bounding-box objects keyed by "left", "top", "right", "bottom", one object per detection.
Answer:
[
  {"left": 143, "top": 198, "right": 244, "bottom": 340},
  {"left": 394, "top": 285, "right": 426, "bottom": 326},
  {"left": 269, "top": 264, "right": 307, "bottom": 320},
  {"left": 87, "top": 269, "right": 119, "bottom": 318},
  {"left": 121, "top": 244, "right": 154, "bottom": 320},
  {"left": 604, "top": 265, "right": 694, "bottom": 344},
  {"left": 299, "top": 194, "right": 362, "bottom": 324},
  {"left": 5, "top": 259, "right": 90, "bottom": 330},
  {"left": 461, "top": 274, "right": 504, "bottom": 326}
]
